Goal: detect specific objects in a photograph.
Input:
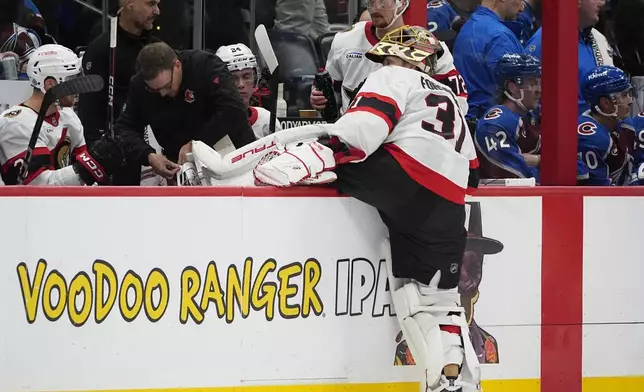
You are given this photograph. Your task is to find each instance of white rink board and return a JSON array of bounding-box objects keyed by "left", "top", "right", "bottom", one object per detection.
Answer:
[
  {"left": 583, "top": 197, "right": 644, "bottom": 378},
  {"left": 0, "top": 196, "right": 541, "bottom": 391}
]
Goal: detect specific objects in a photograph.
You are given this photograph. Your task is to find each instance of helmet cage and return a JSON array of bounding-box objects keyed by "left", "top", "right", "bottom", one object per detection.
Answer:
[{"left": 366, "top": 26, "right": 442, "bottom": 75}]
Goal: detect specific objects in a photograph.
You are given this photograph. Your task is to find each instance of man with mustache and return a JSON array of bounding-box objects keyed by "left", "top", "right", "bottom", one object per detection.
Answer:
[
  {"left": 310, "top": 0, "right": 468, "bottom": 118},
  {"left": 78, "top": 0, "right": 161, "bottom": 185}
]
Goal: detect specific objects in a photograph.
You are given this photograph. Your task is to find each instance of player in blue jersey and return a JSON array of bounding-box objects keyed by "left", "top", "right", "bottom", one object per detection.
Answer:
[
  {"left": 426, "top": 0, "right": 478, "bottom": 34},
  {"left": 453, "top": 1, "right": 526, "bottom": 123},
  {"left": 577, "top": 66, "right": 633, "bottom": 186},
  {"left": 474, "top": 53, "right": 541, "bottom": 181},
  {"left": 623, "top": 113, "right": 644, "bottom": 185}
]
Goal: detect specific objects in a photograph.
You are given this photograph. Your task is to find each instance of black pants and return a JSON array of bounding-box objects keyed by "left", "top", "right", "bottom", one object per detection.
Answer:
[{"left": 331, "top": 147, "right": 466, "bottom": 289}]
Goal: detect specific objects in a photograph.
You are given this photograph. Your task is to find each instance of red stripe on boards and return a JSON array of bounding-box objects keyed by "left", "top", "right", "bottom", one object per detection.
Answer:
[{"left": 541, "top": 195, "right": 583, "bottom": 392}]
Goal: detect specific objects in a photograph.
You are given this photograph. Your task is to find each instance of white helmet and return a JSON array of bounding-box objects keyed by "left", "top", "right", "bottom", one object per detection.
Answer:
[
  {"left": 28, "top": 44, "right": 81, "bottom": 93},
  {"left": 216, "top": 43, "right": 259, "bottom": 74}
]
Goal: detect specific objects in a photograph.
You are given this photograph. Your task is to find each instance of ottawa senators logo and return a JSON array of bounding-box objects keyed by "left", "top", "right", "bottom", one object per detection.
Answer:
[
  {"left": 52, "top": 130, "right": 72, "bottom": 169},
  {"left": 185, "top": 89, "right": 196, "bottom": 103}
]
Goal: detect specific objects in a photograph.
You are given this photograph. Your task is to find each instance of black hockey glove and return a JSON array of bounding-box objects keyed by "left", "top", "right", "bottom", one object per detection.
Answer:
[{"left": 74, "top": 134, "right": 127, "bottom": 185}]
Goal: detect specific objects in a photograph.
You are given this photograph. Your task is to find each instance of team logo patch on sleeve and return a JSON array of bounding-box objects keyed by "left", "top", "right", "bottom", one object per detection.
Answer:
[
  {"left": 484, "top": 107, "right": 503, "bottom": 120},
  {"left": 3, "top": 109, "right": 21, "bottom": 118},
  {"left": 578, "top": 121, "right": 597, "bottom": 135},
  {"left": 343, "top": 24, "right": 356, "bottom": 32},
  {"left": 184, "top": 89, "right": 196, "bottom": 103}
]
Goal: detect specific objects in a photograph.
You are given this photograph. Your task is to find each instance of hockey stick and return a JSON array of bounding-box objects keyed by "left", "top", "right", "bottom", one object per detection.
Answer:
[
  {"left": 17, "top": 74, "right": 105, "bottom": 184},
  {"left": 254, "top": 25, "right": 280, "bottom": 134},
  {"left": 108, "top": 15, "right": 118, "bottom": 138}
]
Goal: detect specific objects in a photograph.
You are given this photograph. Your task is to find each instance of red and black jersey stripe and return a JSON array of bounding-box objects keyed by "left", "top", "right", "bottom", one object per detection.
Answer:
[{"left": 345, "top": 92, "right": 402, "bottom": 133}]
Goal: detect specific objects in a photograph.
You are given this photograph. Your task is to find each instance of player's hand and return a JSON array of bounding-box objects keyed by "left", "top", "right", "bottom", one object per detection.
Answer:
[
  {"left": 178, "top": 142, "right": 193, "bottom": 165},
  {"left": 74, "top": 134, "right": 127, "bottom": 185},
  {"left": 310, "top": 87, "right": 328, "bottom": 110},
  {"left": 148, "top": 153, "right": 180, "bottom": 179}
]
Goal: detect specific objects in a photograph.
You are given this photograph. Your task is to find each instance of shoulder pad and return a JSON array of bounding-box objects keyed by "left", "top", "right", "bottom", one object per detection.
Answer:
[{"left": 638, "top": 112, "right": 644, "bottom": 118}]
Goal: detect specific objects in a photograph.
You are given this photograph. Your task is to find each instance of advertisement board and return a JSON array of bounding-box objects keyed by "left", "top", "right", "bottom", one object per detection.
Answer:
[{"left": 0, "top": 187, "right": 643, "bottom": 392}]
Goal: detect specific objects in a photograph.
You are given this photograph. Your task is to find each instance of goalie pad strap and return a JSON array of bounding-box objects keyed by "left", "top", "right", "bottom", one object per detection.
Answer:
[{"left": 440, "top": 325, "right": 460, "bottom": 335}]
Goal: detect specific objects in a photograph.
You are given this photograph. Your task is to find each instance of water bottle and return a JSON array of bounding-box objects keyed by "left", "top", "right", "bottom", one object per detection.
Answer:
[
  {"left": 314, "top": 69, "right": 338, "bottom": 122},
  {"left": 1, "top": 57, "right": 18, "bottom": 80},
  {"left": 276, "top": 83, "right": 287, "bottom": 118}
]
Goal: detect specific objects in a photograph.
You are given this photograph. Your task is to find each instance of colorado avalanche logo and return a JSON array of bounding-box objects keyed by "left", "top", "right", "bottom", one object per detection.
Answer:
[
  {"left": 184, "top": 89, "right": 196, "bottom": 103},
  {"left": 484, "top": 108, "right": 503, "bottom": 120},
  {"left": 427, "top": 0, "right": 444, "bottom": 8},
  {"left": 577, "top": 121, "right": 597, "bottom": 136}
]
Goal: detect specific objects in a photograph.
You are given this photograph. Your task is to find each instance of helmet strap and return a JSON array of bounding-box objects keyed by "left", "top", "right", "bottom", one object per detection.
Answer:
[
  {"left": 383, "top": 0, "right": 409, "bottom": 30},
  {"left": 504, "top": 89, "right": 527, "bottom": 112}
]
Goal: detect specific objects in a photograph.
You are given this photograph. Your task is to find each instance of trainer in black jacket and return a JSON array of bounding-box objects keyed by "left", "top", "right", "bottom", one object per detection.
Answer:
[
  {"left": 78, "top": 0, "right": 160, "bottom": 184},
  {"left": 114, "top": 42, "right": 256, "bottom": 179}
]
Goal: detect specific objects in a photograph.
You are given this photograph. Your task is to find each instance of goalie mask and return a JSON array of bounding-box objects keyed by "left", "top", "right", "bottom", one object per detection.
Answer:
[
  {"left": 28, "top": 44, "right": 82, "bottom": 94},
  {"left": 365, "top": 25, "right": 442, "bottom": 76}
]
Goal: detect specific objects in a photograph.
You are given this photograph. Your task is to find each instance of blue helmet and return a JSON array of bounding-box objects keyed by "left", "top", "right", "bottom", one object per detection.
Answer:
[
  {"left": 581, "top": 66, "right": 633, "bottom": 109},
  {"left": 495, "top": 53, "right": 541, "bottom": 87}
]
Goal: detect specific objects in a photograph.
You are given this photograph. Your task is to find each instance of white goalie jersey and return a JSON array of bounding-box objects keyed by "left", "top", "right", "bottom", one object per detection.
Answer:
[
  {"left": 330, "top": 65, "right": 478, "bottom": 205},
  {"left": 0, "top": 105, "right": 87, "bottom": 185},
  {"left": 326, "top": 21, "right": 469, "bottom": 114}
]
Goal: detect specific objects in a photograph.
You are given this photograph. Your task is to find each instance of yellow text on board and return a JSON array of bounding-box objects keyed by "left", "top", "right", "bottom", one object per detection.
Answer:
[{"left": 16, "top": 258, "right": 323, "bottom": 327}]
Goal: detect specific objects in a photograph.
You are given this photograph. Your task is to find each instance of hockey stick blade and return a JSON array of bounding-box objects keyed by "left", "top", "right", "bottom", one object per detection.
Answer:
[
  {"left": 254, "top": 25, "right": 279, "bottom": 74},
  {"left": 53, "top": 74, "right": 104, "bottom": 98},
  {"left": 17, "top": 75, "right": 105, "bottom": 184},
  {"left": 254, "top": 25, "right": 280, "bottom": 133}
]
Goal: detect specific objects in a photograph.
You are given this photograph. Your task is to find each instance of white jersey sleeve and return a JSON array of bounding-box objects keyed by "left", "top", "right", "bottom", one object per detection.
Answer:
[
  {"left": 60, "top": 107, "right": 87, "bottom": 153},
  {"left": 325, "top": 34, "right": 343, "bottom": 82},
  {"left": 250, "top": 106, "right": 281, "bottom": 139},
  {"left": 328, "top": 68, "right": 408, "bottom": 159},
  {"left": 0, "top": 106, "right": 83, "bottom": 185},
  {"left": 433, "top": 42, "right": 469, "bottom": 114},
  {"left": 323, "top": 22, "right": 383, "bottom": 112}
]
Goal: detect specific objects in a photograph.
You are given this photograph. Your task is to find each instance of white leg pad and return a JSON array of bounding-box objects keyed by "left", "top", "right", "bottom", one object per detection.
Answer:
[{"left": 382, "top": 238, "right": 481, "bottom": 392}]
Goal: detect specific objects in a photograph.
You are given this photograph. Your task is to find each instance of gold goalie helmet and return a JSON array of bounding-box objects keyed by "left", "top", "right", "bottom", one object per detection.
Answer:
[{"left": 365, "top": 25, "right": 443, "bottom": 76}]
